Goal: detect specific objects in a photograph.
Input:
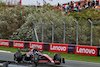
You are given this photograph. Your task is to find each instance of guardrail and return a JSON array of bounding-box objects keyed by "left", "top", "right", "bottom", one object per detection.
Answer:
[{"left": 0, "top": 39, "right": 100, "bottom": 57}]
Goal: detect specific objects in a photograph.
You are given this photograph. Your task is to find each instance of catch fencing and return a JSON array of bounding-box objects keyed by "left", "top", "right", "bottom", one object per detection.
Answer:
[{"left": 32, "top": 19, "right": 100, "bottom": 46}]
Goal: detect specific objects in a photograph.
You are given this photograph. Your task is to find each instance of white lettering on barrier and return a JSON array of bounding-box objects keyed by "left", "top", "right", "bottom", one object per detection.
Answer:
[
  {"left": 50, "top": 45, "right": 66, "bottom": 51},
  {"left": 14, "top": 43, "right": 24, "bottom": 47},
  {"left": 0, "top": 42, "right": 9, "bottom": 46},
  {"left": 76, "top": 47, "right": 95, "bottom": 54},
  {"left": 30, "top": 44, "right": 42, "bottom": 49}
]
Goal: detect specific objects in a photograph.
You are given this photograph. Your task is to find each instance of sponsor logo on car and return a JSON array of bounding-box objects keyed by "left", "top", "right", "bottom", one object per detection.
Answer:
[
  {"left": 29, "top": 42, "right": 43, "bottom": 50},
  {"left": 75, "top": 45, "right": 97, "bottom": 56},
  {"left": 0, "top": 39, "right": 9, "bottom": 47},
  {"left": 49, "top": 43, "right": 68, "bottom": 53},
  {"left": 13, "top": 41, "right": 25, "bottom": 49}
]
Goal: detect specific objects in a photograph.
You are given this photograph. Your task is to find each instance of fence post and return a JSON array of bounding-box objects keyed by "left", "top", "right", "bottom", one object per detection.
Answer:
[
  {"left": 62, "top": 20, "right": 66, "bottom": 44},
  {"left": 32, "top": 21, "right": 39, "bottom": 42},
  {"left": 50, "top": 21, "right": 54, "bottom": 43},
  {"left": 40, "top": 21, "right": 44, "bottom": 42},
  {"left": 32, "top": 21, "right": 35, "bottom": 42},
  {"left": 88, "top": 19, "right": 93, "bottom": 46},
  {"left": 74, "top": 20, "right": 78, "bottom": 45}
]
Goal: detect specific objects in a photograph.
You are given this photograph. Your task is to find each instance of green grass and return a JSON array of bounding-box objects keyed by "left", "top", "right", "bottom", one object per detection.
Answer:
[
  {"left": 0, "top": 46, "right": 100, "bottom": 63},
  {"left": 0, "top": 46, "right": 18, "bottom": 52}
]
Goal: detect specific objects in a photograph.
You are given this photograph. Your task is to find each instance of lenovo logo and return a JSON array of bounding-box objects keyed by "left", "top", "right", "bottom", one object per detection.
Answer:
[
  {"left": 29, "top": 42, "right": 43, "bottom": 50},
  {"left": 14, "top": 43, "right": 24, "bottom": 47},
  {"left": 0, "top": 40, "right": 9, "bottom": 47},
  {"left": 76, "top": 47, "right": 95, "bottom": 54},
  {"left": 50, "top": 45, "right": 66, "bottom": 51},
  {"left": 13, "top": 41, "right": 25, "bottom": 49},
  {"left": 0, "top": 42, "right": 9, "bottom": 46},
  {"left": 49, "top": 43, "right": 68, "bottom": 53},
  {"left": 75, "top": 45, "right": 97, "bottom": 56},
  {"left": 30, "top": 44, "right": 42, "bottom": 49}
]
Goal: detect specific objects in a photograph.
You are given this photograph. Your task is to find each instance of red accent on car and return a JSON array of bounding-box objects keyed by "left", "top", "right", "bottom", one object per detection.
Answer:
[
  {"left": 54, "top": 61, "right": 60, "bottom": 63},
  {"left": 42, "top": 54, "right": 54, "bottom": 63},
  {"left": 38, "top": 60, "right": 49, "bottom": 63},
  {"left": 26, "top": 51, "right": 33, "bottom": 54}
]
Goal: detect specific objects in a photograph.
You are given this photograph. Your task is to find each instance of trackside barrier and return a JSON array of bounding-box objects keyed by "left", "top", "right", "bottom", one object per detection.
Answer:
[
  {"left": 0, "top": 39, "right": 9, "bottom": 47},
  {"left": 29, "top": 42, "right": 43, "bottom": 51},
  {"left": 49, "top": 43, "right": 68, "bottom": 53},
  {"left": 68, "top": 44, "right": 75, "bottom": 54},
  {"left": 9, "top": 40, "right": 13, "bottom": 47},
  {"left": 43, "top": 43, "right": 49, "bottom": 51},
  {"left": 24, "top": 41, "right": 29, "bottom": 49},
  {"left": 97, "top": 47, "right": 100, "bottom": 56},
  {"left": 13, "top": 41, "right": 25, "bottom": 49},
  {"left": 0, "top": 39, "right": 100, "bottom": 57},
  {"left": 75, "top": 45, "right": 98, "bottom": 56}
]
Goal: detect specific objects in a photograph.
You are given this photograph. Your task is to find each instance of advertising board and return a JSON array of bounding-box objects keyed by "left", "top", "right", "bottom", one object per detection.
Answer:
[
  {"left": 13, "top": 41, "right": 25, "bottom": 49},
  {"left": 75, "top": 45, "right": 97, "bottom": 56},
  {"left": 29, "top": 42, "right": 43, "bottom": 51},
  {"left": 49, "top": 43, "right": 68, "bottom": 53},
  {"left": 0, "top": 39, "right": 9, "bottom": 47}
]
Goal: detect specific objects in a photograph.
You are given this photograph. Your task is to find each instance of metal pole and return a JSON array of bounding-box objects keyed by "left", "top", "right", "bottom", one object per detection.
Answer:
[
  {"left": 88, "top": 19, "right": 93, "bottom": 46},
  {"left": 34, "top": 28, "right": 39, "bottom": 42},
  {"left": 62, "top": 20, "right": 65, "bottom": 44},
  {"left": 32, "top": 21, "right": 39, "bottom": 42},
  {"left": 40, "top": 21, "right": 44, "bottom": 42},
  {"left": 32, "top": 21, "right": 35, "bottom": 42},
  {"left": 50, "top": 21, "right": 54, "bottom": 43},
  {"left": 99, "top": 39, "right": 100, "bottom": 45},
  {"left": 74, "top": 20, "right": 78, "bottom": 45},
  {"left": 36, "top": 0, "right": 37, "bottom": 11}
]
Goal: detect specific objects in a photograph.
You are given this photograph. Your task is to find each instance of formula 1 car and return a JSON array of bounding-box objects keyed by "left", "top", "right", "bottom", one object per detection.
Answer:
[{"left": 14, "top": 48, "right": 65, "bottom": 66}]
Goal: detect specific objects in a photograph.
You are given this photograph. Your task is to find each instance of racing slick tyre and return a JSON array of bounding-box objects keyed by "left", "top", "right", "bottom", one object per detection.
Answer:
[
  {"left": 3, "top": 62, "right": 8, "bottom": 67},
  {"left": 62, "top": 58, "right": 65, "bottom": 63},
  {"left": 14, "top": 52, "right": 23, "bottom": 63},
  {"left": 34, "top": 54, "right": 39, "bottom": 66},
  {"left": 54, "top": 54, "right": 61, "bottom": 65}
]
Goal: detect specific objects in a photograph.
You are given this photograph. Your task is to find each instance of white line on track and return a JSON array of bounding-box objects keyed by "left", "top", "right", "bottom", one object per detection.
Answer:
[{"left": 0, "top": 50, "right": 11, "bottom": 53}]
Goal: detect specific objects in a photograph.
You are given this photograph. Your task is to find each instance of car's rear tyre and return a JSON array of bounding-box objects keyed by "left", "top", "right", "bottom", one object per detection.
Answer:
[
  {"left": 34, "top": 54, "right": 39, "bottom": 66},
  {"left": 54, "top": 54, "right": 61, "bottom": 64},
  {"left": 3, "top": 62, "right": 9, "bottom": 67},
  {"left": 14, "top": 52, "right": 22, "bottom": 63}
]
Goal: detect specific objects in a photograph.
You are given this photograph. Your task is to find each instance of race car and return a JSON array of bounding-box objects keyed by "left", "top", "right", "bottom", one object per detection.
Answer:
[{"left": 14, "top": 48, "right": 65, "bottom": 66}]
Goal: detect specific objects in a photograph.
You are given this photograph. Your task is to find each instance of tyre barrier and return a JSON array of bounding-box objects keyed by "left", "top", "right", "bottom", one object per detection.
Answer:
[{"left": 0, "top": 39, "right": 100, "bottom": 57}]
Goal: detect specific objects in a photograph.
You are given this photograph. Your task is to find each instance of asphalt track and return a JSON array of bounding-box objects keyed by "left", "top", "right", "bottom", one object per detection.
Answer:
[{"left": 0, "top": 52, "right": 100, "bottom": 67}]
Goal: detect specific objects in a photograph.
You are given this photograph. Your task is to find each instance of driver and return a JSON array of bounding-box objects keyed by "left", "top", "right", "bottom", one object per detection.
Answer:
[{"left": 33, "top": 47, "right": 38, "bottom": 53}]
